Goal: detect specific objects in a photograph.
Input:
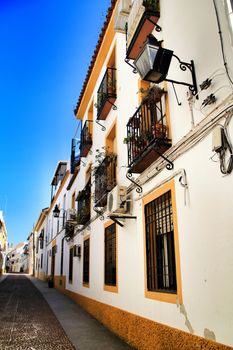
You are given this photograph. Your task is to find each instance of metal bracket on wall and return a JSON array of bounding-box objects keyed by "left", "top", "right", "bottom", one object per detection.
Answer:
[
  {"left": 147, "top": 17, "right": 162, "bottom": 32},
  {"left": 153, "top": 145, "right": 174, "bottom": 170},
  {"left": 165, "top": 56, "right": 198, "bottom": 97},
  {"left": 124, "top": 58, "right": 137, "bottom": 74},
  {"left": 95, "top": 119, "right": 106, "bottom": 131},
  {"left": 108, "top": 100, "right": 117, "bottom": 111},
  {"left": 109, "top": 215, "right": 137, "bottom": 228},
  {"left": 93, "top": 206, "right": 104, "bottom": 220},
  {"left": 126, "top": 171, "right": 143, "bottom": 193}
]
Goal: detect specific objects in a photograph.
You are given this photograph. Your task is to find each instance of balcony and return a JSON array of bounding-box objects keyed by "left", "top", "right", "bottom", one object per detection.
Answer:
[
  {"left": 125, "top": 86, "right": 171, "bottom": 173},
  {"left": 70, "top": 138, "right": 80, "bottom": 174},
  {"left": 76, "top": 182, "right": 91, "bottom": 225},
  {"left": 96, "top": 67, "right": 117, "bottom": 120},
  {"left": 94, "top": 153, "right": 117, "bottom": 207},
  {"left": 126, "top": 0, "right": 160, "bottom": 60},
  {"left": 80, "top": 120, "right": 93, "bottom": 157},
  {"left": 65, "top": 222, "right": 75, "bottom": 239}
]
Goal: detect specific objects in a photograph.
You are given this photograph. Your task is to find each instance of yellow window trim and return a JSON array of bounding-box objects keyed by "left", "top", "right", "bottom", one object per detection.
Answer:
[
  {"left": 103, "top": 220, "right": 118, "bottom": 294},
  {"left": 142, "top": 179, "right": 182, "bottom": 304}
]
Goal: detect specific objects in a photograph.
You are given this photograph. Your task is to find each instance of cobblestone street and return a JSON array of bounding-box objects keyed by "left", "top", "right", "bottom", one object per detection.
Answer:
[{"left": 0, "top": 275, "right": 75, "bottom": 350}]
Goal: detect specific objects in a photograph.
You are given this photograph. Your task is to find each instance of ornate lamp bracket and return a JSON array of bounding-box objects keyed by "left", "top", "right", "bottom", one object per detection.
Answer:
[
  {"left": 126, "top": 171, "right": 143, "bottom": 193},
  {"left": 165, "top": 55, "right": 198, "bottom": 97}
]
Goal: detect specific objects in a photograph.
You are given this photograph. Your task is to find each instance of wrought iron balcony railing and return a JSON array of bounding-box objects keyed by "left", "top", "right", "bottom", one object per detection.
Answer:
[
  {"left": 80, "top": 120, "right": 93, "bottom": 158},
  {"left": 126, "top": 0, "right": 160, "bottom": 60},
  {"left": 125, "top": 86, "right": 171, "bottom": 173},
  {"left": 76, "top": 182, "right": 91, "bottom": 225},
  {"left": 70, "top": 138, "right": 80, "bottom": 174},
  {"left": 96, "top": 67, "right": 117, "bottom": 120},
  {"left": 94, "top": 153, "right": 117, "bottom": 207},
  {"left": 65, "top": 222, "right": 75, "bottom": 239}
]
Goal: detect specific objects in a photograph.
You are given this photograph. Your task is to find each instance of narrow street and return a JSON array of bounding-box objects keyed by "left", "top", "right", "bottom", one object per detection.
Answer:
[
  {"left": 0, "top": 274, "right": 75, "bottom": 349},
  {"left": 0, "top": 274, "right": 133, "bottom": 350}
]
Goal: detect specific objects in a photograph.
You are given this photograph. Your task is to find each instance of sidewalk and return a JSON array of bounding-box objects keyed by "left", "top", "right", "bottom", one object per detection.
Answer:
[
  {"left": 0, "top": 274, "right": 7, "bottom": 283},
  {"left": 30, "top": 276, "right": 133, "bottom": 350}
]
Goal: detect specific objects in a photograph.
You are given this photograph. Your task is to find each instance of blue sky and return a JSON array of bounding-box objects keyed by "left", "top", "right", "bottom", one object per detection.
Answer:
[{"left": 0, "top": 0, "right": 110, "bottom": 244}]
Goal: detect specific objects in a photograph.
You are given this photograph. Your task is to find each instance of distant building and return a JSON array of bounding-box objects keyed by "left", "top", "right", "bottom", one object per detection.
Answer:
[
  {"left": 7, "top": 242, "right": 28, "bottom": 273},
  {"left": 0, "top": 211, "right": 8, "bottom": 273}
]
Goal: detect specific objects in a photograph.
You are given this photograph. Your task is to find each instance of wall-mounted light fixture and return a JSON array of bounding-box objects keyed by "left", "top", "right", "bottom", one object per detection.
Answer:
[
  {"left": 134, "top": 35, "right": 198, "bottom": 96},
  {"left": 53, "top": 204, "right": 61, "bottom": 218}
]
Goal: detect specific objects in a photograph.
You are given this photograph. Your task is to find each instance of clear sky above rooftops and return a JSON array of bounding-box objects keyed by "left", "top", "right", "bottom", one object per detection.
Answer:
[{"left": 0, "top": 0, "right": 111, "bottom": 244}]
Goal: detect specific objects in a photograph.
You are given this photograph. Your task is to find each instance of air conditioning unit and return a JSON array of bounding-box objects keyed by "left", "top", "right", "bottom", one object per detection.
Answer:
[
  {"left": 66, "top": 208, "right": 77, "bottom": 222},
  {"left": 107, "top": 185, "right": 127, "bottom": 214}
]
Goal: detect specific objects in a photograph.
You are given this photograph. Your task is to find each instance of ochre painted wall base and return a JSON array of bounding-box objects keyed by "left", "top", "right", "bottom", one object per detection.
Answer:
[
  {"left": 54, "top": 275, "right": 66, "bottom": 293},
  {"left": 63, "top": 288, "right": 232, "bottom": 350}
]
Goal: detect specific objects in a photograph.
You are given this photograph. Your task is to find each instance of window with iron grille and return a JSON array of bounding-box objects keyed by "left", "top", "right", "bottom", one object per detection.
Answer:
[
  {"left": 145, "top": 190, "right": 177, "bottom": 293},
  {"left": 69, "top": 247, "right": 73, "bottom": 282},
  {"left": 104, "top": 223, "right": 116, "bottom": 286},
  {"left": 39, "top": 229, "right": 44, "bottom": 250},
  {"left": 94, "top": 154, "right": 117, "bottom": 207},
  {"left": 83, "top": 238, "right": 90, "bottom": 284}
]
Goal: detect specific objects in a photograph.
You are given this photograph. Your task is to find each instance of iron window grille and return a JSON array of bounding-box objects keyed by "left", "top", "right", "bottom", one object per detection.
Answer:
[
  {"left": 94, "top": 153, "right": 117, "bottom": 207},
  {"left": 83, "top": 239, "right": 90, "bottom": 284},
  {"left": 77, "top": 180, "right": 91, "bottom": 225},
  {"left": 126, "top": 87, "right": 171, "bottom": 170},
  {"left": 70, "top": 138, "right": 80, "bottom": 174},
  {"left": 104, "top": 223, "right": 116, "bottom": 286},
  {"left": 96, "top": 67, "right": 117, "bottom": 120},
  {"left": 145, "top": 190, "right": 177, "bottom": 293},
  {"left": 69, "top": 247, "right": 73, "bottom": 282},
  {"left": 80, "top": 120, "right": 93, "bottom": 157},
  {"left": 39, "top": 229, "right": 44, "bottom": 250}
]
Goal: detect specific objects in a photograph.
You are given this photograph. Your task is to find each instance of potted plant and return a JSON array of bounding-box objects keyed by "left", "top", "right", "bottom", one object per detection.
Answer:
[
  {"left": 143, "top": 0, "right": 160, "bottom": 12},
  {"left": 47, "top": 276, "right": 54, "bottom": 288}
]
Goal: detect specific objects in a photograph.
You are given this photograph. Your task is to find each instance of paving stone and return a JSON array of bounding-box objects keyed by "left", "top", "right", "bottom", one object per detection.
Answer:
[{"left": 0, "top": 275, "right": 75, "bottom": 350}]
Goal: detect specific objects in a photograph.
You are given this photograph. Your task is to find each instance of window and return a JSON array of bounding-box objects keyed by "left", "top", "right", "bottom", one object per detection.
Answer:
[
  {"left": 104, "top": 223, "right": 117, "bottom": 288},
  {"left": 62, "top": 194, "right": 66, "bottom": 227},
  {"left": 145, "top": 190, "right": 176, "bottom": 293},
  {"left": 69, "top": 247, "right": 73, "bottom": 283},
  {"left": 40, "top": 253, "right": 43, "bottom": 269},
  {"left": 60, "top": 239, "right": 64, "bottom": 275},
  {"left": 83, "top": 238, "right": 90, "bottom": 285},
  {"left": 143, "top": 180, "right": 182, "bottom": 303},
  {"left": 39, "top": 229, "right": 44, "bottom": 249}
]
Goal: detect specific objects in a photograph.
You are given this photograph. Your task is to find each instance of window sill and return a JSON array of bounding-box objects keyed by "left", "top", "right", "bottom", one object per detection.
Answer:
[
  {"left": 104, "top": 284, "right": 118, "bottom": 293},
  {"left": 145, "top": 290, "right": 181, "bottom": 304}
]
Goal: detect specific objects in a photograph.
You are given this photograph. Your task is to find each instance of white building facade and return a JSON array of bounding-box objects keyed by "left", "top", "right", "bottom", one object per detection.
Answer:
[{"left": 34, "top": 1, "right": 233, "bottom": 349}]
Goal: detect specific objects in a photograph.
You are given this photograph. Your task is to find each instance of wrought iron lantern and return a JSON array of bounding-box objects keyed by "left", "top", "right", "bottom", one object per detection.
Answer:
[
  {"left": 53, "top": 204, "right": 60, "bottom": 218},
  {"left": 133, "top": 35, "right": 198, "bottom": 96},
  {"left": 134, "top": 35, "right": 173, "bottom": 83}
]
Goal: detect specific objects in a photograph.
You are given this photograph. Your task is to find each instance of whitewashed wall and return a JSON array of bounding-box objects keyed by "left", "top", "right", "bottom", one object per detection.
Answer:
[{"left": 44, "top": 0, "right": 233, "bottom": 346}]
